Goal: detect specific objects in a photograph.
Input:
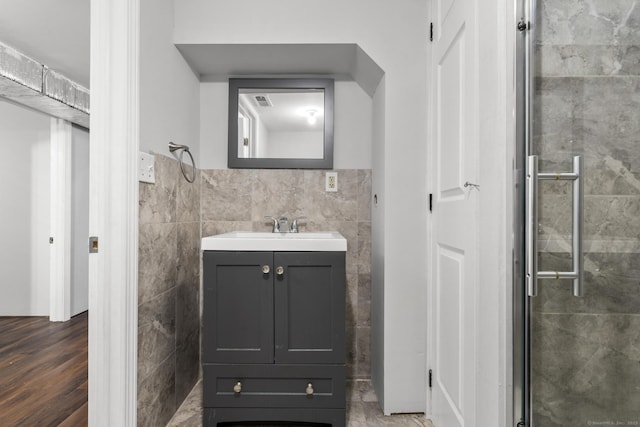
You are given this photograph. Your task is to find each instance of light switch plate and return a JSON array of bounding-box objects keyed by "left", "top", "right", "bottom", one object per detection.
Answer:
[
  {"left": 139, "top": 151, "right": 155, "bottom": 183},
  {"left": 325, "top": 172, "right": 338, "bottom": 192}
]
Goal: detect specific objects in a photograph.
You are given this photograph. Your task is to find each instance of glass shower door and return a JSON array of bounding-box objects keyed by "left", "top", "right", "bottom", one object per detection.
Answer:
[{"left": 522, "top": 0, "right": 640, "bottom": 425}]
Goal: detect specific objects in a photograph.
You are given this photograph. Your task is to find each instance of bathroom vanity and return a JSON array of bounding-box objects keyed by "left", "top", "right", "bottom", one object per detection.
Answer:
[{"left": 201, "top": 232, "right": 347, "bottom": 426}]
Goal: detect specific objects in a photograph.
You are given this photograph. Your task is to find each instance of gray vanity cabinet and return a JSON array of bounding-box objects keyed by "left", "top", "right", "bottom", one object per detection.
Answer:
[
  {"left": 202, "top": 250, "right": 346, "bottom": 426},
  {"left": 203, "top": 251, "right": 274, "bottom": 364}
]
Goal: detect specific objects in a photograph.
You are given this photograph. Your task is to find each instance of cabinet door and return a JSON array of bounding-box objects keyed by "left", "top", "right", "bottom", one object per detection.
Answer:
[
  {"left": 274, "top": 252, "right": 345, "bottom": 364},
  {"left": 203, "top": 251, "right": 274, "bottom": 364}
]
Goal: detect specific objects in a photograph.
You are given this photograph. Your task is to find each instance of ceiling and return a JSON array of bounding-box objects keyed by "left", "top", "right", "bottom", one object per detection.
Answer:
[
  {"left": 240, "top": 91, "right": 325, "bottom": 132},
  {"left": 0, "top": 0, "right": 90, "bottom": 87},
  {"left": 0, "top": 3, "right": 385, "bottom": 96}
]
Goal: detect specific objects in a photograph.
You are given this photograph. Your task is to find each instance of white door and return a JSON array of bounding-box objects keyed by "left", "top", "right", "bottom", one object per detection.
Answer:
[
  {"left": 50, "top": 119, "right": 90, "bottom": 321},
  {"left": 428, "top": 0, "right": 478, "bottom": 424},
  {"left": 70, "top": 125, "right": 90, "bottom": 316}
]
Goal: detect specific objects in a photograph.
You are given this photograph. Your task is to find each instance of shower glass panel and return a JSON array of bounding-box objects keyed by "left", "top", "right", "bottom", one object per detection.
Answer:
[{"left": 528, "top": 0, "right": 640, "bottom": 425}]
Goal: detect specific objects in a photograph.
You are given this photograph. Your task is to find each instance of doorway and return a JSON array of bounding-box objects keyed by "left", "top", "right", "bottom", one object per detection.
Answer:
[
  {"left": 0, "top": 99, "right": 89, "bottom": 319},
  {"left": 515, "top": 0, "right": 640, "bottom": 425}
]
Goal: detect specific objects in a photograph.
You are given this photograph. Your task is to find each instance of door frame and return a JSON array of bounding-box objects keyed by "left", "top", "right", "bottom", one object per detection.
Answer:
[
  {"left": 513, "top": 0, "right": 534, "bottom": 424},
  {"left": 88, "top": 0, "right": 140, "bottom": 424},
  {"left": 49, "top": 118, "right": 72, "bottom": 322}
]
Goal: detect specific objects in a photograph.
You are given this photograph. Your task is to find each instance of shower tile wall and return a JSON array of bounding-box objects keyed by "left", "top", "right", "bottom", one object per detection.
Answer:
[
  {"left": 200, "top": 168, "right": 373, "bottom": 379},
  {"left": 532, "top": 1, "right": 640, "bottom": 425},
  {"left": 138, "top": 155, "right": 201, "bottom": 426}
]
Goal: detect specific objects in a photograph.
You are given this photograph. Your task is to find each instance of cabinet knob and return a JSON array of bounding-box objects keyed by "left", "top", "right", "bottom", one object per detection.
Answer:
[
  {"left": 261, "top": 265, "right": 270, "bottom": 274},
  {"left": 276, "top": 266, "right": 285, "bottom": 276},
  {"left": 233, "top": 381, "right": 242, "bottom": 393},
  {"left": 305, "top": 383, "right": 314, "bottom": 395}
]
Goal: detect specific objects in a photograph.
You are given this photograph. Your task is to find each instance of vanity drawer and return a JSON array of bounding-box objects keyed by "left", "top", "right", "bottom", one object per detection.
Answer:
[{"left": 203, "top": 364, "right": 345, "bottom": 409}]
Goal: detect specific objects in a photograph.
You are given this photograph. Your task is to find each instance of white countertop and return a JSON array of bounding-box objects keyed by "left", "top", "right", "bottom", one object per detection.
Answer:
[{"left": 201, "top": 231, "right": 347, "bottom": 252}]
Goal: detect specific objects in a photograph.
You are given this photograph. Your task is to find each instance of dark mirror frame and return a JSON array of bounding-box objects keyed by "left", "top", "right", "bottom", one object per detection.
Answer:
[{"left": 228, "top": 78, "right": 334, "bottom": 169}]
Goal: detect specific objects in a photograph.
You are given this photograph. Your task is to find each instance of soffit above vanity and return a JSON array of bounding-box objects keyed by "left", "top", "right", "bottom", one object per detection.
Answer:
[{"left": 175, "top": 43, "right": 384, "bottom": 96}]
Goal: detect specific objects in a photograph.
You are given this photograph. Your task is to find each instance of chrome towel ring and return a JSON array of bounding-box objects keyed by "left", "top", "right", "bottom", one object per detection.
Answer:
[{"left": 168, "top": 142, "right": 195, "bottom": 183}]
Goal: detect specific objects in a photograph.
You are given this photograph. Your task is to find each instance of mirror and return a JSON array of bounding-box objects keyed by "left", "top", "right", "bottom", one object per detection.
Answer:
[{"left": 228, "top": 78, "right": 334, "bottom": 169}]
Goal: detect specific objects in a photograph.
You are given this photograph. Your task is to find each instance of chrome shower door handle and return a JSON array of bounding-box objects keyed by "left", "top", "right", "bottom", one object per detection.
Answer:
[
  {"left": 572, "top": 155, "right": 584, "bottom": 297},
  {"left": 526, "top": 155, "right": 584, "bottom": 297},
  {"left": 526, "top": 155, "right": 539, "bottom": 297}
]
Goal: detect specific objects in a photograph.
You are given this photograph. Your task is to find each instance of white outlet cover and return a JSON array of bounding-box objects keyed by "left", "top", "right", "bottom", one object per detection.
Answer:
[
  {"left": 139, "top": 151, "right": 155, "bottom": 184},
  {"left": 325, "top": 171, "right": 338, "bottom": 192}
]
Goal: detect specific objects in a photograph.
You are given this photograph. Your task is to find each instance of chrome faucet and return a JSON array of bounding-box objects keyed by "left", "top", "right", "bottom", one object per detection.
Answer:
[
  {"left": 265, "top": 216, "right": 283, "bottom": 233},
  {"left": 265, "top": 215, "right": 306, "bottom": 233},
  {"left": 278, "top": 216, "right": 288, "bottom": 231},
  {"left": 289, "top": 216, "right": 306, "bottom": 233}
]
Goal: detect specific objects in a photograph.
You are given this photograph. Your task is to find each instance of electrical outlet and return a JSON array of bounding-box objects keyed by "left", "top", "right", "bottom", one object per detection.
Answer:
[
  {"left": 139, "top": 151, "right": 155, "bottom": 183},
  {"left": 325, "top": 172, "right": 338, "bottom": 192}
]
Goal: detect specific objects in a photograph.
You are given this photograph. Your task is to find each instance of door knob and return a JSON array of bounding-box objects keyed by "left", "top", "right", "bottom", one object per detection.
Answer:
[
  {"left": 276, "top": 266, "right": 284, "bottom": 276},
  {"left": 305, "top": 383, "right": 314, "bottom": 395},
  {"left": 261, "top": 265, "right": 270, "bottom": 274},
  {"left": 233, "top": 381, "right": 242, "bottom": 393}
]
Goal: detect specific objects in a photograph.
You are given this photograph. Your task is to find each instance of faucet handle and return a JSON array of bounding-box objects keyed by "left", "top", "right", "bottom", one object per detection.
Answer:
[
  {"left": 264, "top": 216, "right": 280, "bottom": 233},
  {"left": 290, "top": 216, "right": 307, "bottom": 233}
]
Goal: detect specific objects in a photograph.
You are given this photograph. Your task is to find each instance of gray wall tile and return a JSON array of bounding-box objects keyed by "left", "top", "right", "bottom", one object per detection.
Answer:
[
  {"left": 252, "top": 170, "right": 305, "bottom": 221},
  {"left": 177, "top": 222, "right": 200, "bottom": 287},
  {"left": 138, "top": 288, "right": 176, "bottom": 381},
  {"left": 303, "top": 170, "right": 358, "bottom": 222},
  {"left": 138, "top": 223, "right": 178, "bottom": 305},
  {"left": 177, "top": 169, "right": 200, "bottom": 223},
  {"left": 137, "top": 353, "right": 176, "bottom": 427},
  {"left": 534, "top": 252, "right": 640, "bottom": 315},
  {"left": 201, "top": 169, "right": 253, "bottom": 221},
  {"left": 139, "top": 154, "right": 178, "bottom": 225},
  {"left": 357, "top": 170, "right": 372, "bottom": 221},
  {"left": 531, "top": 313, "right": 640, "bottom": 426},
  {"left": 138, "top": 154, "right": 201, "bottom": 423}
]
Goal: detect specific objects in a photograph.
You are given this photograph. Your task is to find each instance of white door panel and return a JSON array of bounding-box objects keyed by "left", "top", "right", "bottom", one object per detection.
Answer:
[{"left": 429, "top": 0, "right": 478, "bottom": 423}]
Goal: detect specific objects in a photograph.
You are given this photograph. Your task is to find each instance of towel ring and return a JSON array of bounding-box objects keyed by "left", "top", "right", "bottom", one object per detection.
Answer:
[{"left": 168, "top": 142, "right": 196, "bottom": 183}]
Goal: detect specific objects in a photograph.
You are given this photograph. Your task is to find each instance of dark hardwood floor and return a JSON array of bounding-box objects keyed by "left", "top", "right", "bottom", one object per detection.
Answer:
[{"left": 0, "top": 312, "right": 88, "bottom": 426}]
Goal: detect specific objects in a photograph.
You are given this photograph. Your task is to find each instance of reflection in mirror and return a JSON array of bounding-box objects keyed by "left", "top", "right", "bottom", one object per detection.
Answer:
[
  {"left": 238, "top": 89, "right": 324, "bottom": 159},
  {"left": 228, "top": 79, "right": 334, "bottom": 169}
]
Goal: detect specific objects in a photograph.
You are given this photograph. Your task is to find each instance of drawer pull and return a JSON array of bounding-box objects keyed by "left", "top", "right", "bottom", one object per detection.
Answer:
[
  {"left": 276, "top": 266, "right": 285, "bottom": 276},
  {"left": 233, "top": 381, "right": 242, "bottom": 393},
  {"left": 305, "top": 382, "right": 314, "bottom": 395},
  {"left": 261, "top": 265, "right": 270, "bottom": 274}
]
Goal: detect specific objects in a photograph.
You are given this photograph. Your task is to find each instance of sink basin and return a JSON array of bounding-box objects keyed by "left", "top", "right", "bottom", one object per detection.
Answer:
[{"left": 201, "top": 231, "right": 347, "bottom": 252}]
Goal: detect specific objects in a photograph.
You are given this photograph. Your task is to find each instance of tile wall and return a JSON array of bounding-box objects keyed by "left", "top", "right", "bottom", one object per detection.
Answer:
[
  {"left": 138, "top": 155, "right": 201, "bottom": 426},
  {"left": 532, "top": 1, "right": 640, "bottom": 425}
]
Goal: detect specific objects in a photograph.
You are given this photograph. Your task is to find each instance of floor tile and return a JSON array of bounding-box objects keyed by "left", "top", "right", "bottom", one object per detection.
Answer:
[{"left": 167, "top": 379, "right": 434, "bottom": 427}]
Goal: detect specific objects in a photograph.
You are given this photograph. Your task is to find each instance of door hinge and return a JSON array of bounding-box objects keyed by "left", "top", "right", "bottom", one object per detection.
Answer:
[
  {"left": 428, "top": 369, "right": 433, "bottom": 388},
  {"left": 49, "top": 237, "right": 54, "bottom": 244},
  {"left": 430, "top": 22, "right": 434, "bottom": 41},
  {"left": 429, "top": 193, "right": 433, "bottom": 212},
  {"left": 516, "top": 422, "right": 528, "bottom": 427}
]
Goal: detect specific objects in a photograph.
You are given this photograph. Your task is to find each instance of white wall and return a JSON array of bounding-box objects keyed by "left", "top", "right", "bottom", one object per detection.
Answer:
[
  {"left": 333, "top": 81, "right": 372, "bottom": 169},
  {"left": 0, "top": 100, "right": 51, "bottom": 316},
  {"left": 199, "top": 80, "right": 373, "bottom": 170},
  {"left": 264, "top": 131, "right": 323, "bottom": 159},
  {"left": 371, "top": 76, "right": 386, "bottom": 408},
  {"left": 71, "top": 125, "right": 90, "bottom": 315},
  {"left": 140, "top": 0, "right": 200, "bottom": 161},
  {"left": 176, "top": 0, "right": 427, "bottom": 413}
]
